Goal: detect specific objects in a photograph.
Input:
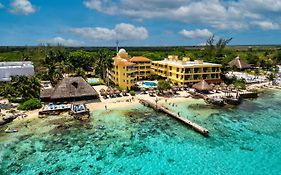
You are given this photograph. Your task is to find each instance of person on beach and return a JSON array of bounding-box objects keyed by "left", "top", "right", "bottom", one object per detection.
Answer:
[{"left": 105, "top": 105, "right": 108, "bottom": 110}]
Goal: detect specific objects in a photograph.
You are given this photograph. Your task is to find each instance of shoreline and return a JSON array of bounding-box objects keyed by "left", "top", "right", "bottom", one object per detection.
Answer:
[{"left": 1, "top": 83, "right": 281, "bottom": 127}]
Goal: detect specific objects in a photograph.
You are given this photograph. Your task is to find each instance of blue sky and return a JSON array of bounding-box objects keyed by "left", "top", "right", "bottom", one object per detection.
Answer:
[{"left": 0, "top": 0, "right": 281, "bottom": 46}]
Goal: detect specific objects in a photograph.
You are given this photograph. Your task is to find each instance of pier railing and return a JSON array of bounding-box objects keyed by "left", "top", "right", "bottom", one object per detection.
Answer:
[{"left": 139, "top": 99, "right": 209, "bottom": 137}]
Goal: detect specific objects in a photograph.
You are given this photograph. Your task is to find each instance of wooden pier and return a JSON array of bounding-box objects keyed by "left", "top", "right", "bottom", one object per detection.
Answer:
[{"left": 139, "top": 99, "right": 209, "bottom": 137}]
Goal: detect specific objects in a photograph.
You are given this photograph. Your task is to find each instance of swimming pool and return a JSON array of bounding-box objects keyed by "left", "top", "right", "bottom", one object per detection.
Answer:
[
  {"left": 143, "top": 81, "right": 157, "bottom": 87},
  {"left": 137, "top": 81, "right": 158, "bottom": 88},
  {"left": 87, "top": 78, "right": 100, "bottom": 84}
]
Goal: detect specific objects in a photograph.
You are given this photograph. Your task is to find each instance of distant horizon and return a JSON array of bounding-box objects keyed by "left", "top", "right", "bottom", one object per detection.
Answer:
[{"left": 1, "top": 44, "right": 281, "bottom": 48}]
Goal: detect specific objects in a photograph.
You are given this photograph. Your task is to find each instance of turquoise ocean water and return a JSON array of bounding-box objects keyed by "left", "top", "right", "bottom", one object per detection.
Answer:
[{"left": 1, "top": 90, "right": 281, "bottom": 175}]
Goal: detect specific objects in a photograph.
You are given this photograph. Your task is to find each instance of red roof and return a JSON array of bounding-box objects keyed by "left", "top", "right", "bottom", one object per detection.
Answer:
[
  {"left": 129, "top": 56, "right": 151, "bottom": 62},
  {"left": 205, "top": 79, "right": 223, "bottom": 84}
]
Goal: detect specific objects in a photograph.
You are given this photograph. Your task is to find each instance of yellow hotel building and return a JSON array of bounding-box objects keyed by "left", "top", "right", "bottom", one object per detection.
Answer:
[
  {"left": 108, "top": 50, "right": 222, "bottom": 90},
  {"left": 151, "top": 55, "right": 222, "bottom": 86},
  {"left": 108, "top": 49, "right": 152, "bottom": 90}
]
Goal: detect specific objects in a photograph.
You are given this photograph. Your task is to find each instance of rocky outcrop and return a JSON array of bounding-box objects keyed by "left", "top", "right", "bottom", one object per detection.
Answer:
[{"left": 0, "top": 115, "right": 17, "bottom": 126}]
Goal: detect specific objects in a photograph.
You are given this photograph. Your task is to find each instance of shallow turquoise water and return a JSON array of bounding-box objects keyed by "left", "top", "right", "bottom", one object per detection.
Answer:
[
  {"left": 87, "top": 78, "right": 100, "bottom": 84},
  {"left": 1, "top": 90, "right": 281, "bottom": 175}
]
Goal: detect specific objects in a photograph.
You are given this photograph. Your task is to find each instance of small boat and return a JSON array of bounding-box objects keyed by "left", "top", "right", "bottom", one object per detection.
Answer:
[{"left": 5, "top": 128, "right": 18, "bottom": 133}]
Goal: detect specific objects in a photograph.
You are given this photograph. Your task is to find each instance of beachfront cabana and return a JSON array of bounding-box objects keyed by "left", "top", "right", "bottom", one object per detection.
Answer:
[
  {"left": 40, "top": 77, "right": 99, "bottom": 102},
  {"left": 192, "top": 80, "right": 212, "bottom": 92},
  {"left": 228, "top": 56, "right": 251, "bottom": 70}
]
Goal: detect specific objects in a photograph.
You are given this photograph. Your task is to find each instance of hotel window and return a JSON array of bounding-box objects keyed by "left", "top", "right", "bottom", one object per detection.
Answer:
[
  {"left": 176, "top": 74, "right": 179, "bottom": 78},
  {"left": 169, "top": 66, "right": 172, "bottom": 70},
  {"left": 177, "top": 68, "right": 179, "bottom": 72}
]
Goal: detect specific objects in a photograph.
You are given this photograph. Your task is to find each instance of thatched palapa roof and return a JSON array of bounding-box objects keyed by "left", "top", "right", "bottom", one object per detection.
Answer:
[
  {"left": 228, "top": 56, "right": 251, "bottom": 69},
  {"left": 40, "top": 77, "right": 99, "bottom": 101},
  {"left": 192, "top": 80, "right": 212, "bottom": 91}
]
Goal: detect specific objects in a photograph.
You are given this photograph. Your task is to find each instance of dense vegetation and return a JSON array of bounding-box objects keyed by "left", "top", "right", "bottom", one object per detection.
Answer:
[
  {"left": 0, "top": 76, "right": 41, "bottom": 102},
  {"left": 18, "top": 98, "right": 42, "bottom": 110},
  {"left": 0, "top": 41, "right": 281, "bottom": 108}
]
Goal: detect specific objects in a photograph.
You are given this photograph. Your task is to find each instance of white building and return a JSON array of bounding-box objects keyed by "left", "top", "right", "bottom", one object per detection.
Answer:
[{"left": 0, "top": 61, "right": 35, "bottom": 82}]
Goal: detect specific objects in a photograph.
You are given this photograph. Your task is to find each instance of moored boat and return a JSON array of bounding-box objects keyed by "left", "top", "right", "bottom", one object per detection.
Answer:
[{"left": 5, "top": 128, "right": 18, "bottom": 133}]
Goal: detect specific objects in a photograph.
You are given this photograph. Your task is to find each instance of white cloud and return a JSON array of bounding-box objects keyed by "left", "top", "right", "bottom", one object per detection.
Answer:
[
  {"left": 68, "top": 23, "right": 148, "bottom": 41},
  {"left": 10, "top": 0, "right": 36, "bottom": 15},
  {"left": 40, "top": 37, "right": 85, "bottom": 46},
  {"left": 179, "top": 29, "right": 213, "bottom": 39},
  {"left": 251, "top": 21, "right": 280, "bottom": 30},
  {"left": 83, "top": 0, "right": 281, "bottom": 30}
]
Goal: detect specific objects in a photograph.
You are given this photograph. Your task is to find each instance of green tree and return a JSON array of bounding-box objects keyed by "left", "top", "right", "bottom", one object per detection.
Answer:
[
  {"left": 157, "top": 80, "right": 171, "bottom": 93},
  {"left": 95, "top": 49, "right": 113, "bottom": 85},
  {"left": 3, "top": 76, "right": 41, "bottom": 101},
  {"left": 74, "top": 67, "right": 86, "bottom": 79},
  {"left": 68, "top": 50, "right": 95, "bottom": 71},
  {"left": 204, "top": 34, "right": 232, "bottom": 63}
]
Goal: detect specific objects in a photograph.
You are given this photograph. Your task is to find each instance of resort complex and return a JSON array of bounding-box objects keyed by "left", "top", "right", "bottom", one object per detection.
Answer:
[
  {"left": 108, "top": 49, "right": 222, "bottom": 90},
  {"left": 1, "top": 46, "right": 281, "bottom": 175},
  {"left": 2, "top": 0, "right": 281, "bottom": 173}
]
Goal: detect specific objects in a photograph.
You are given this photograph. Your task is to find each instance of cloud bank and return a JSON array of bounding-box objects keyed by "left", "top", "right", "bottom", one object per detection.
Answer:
[
  {"left": 10, "top": 0, "right": 36, "bottom": 15},
  {"left": 84, "top": 0, "right": 281, "bottom": 30},
  {"left": 68, "top": 23, "right": 148, "bottom": 41}
]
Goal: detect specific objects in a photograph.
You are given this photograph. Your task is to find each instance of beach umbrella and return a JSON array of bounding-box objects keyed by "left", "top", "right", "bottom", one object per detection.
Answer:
[
  {"left": 122, "top": 90, "right": 127, "bottom": 95},
  {"left": 210, "top": 83, "right": 215, "bottom": 88},
  {"left": 172, "top": 86, "right": 178, "bottom": 91},
  {"left": 220, "top": 82, "right": 227, "bottom": 90},
  {"left": 100, "top": 88, "right": 105, "bottom": 94},
  {"left": 115, "top": 90, "right": 121, "bottom": 95},
  {"left": 106, "top": 87, "right": 112, "bottom": 93},
  {"left": 220, "top": 82, "right": 227, "bottom": 87},
  {"left": 214, "top": 85, "right": 220, "bottom": 91},
  {"left": 228, "top": 84, "right": 235, "bottom": 90},
  {"left": 192, "top": 80, "right": 212, "bottom": 91},
  {"left": 109, "top": 90, "right": 114, "bottom": 96},
  {"left": 140, "top": 87, "right": 146, "bottom": 92}
]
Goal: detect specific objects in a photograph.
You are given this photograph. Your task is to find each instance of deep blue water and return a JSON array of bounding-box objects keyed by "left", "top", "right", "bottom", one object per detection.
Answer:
[{"left": 0, "top": 90, "right": 281, "bottom": 175}]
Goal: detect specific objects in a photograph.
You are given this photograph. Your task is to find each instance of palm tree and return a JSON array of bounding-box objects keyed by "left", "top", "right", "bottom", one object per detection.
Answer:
[
  {"left": 96, "top": 49, "right": 113, "bottom": 85},
  {"left": 74, "top": 67, "right": 86, "bottom": 79}
]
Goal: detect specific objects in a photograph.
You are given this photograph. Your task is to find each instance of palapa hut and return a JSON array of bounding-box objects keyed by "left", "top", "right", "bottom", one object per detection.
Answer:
[
  {"left": 40, "top": 77, "right": 99, "bottom": 102},
  {"left": 228, "top": 56, "right": 251, "bottom": 70},
  {"left": 192, "top": 80, "right": 212, "bottom": 92}
]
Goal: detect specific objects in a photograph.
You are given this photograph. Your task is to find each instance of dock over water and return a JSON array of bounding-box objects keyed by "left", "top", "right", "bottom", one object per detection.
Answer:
[{"left": 139, "top": 99, "right": 209, "bottom": 137}]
